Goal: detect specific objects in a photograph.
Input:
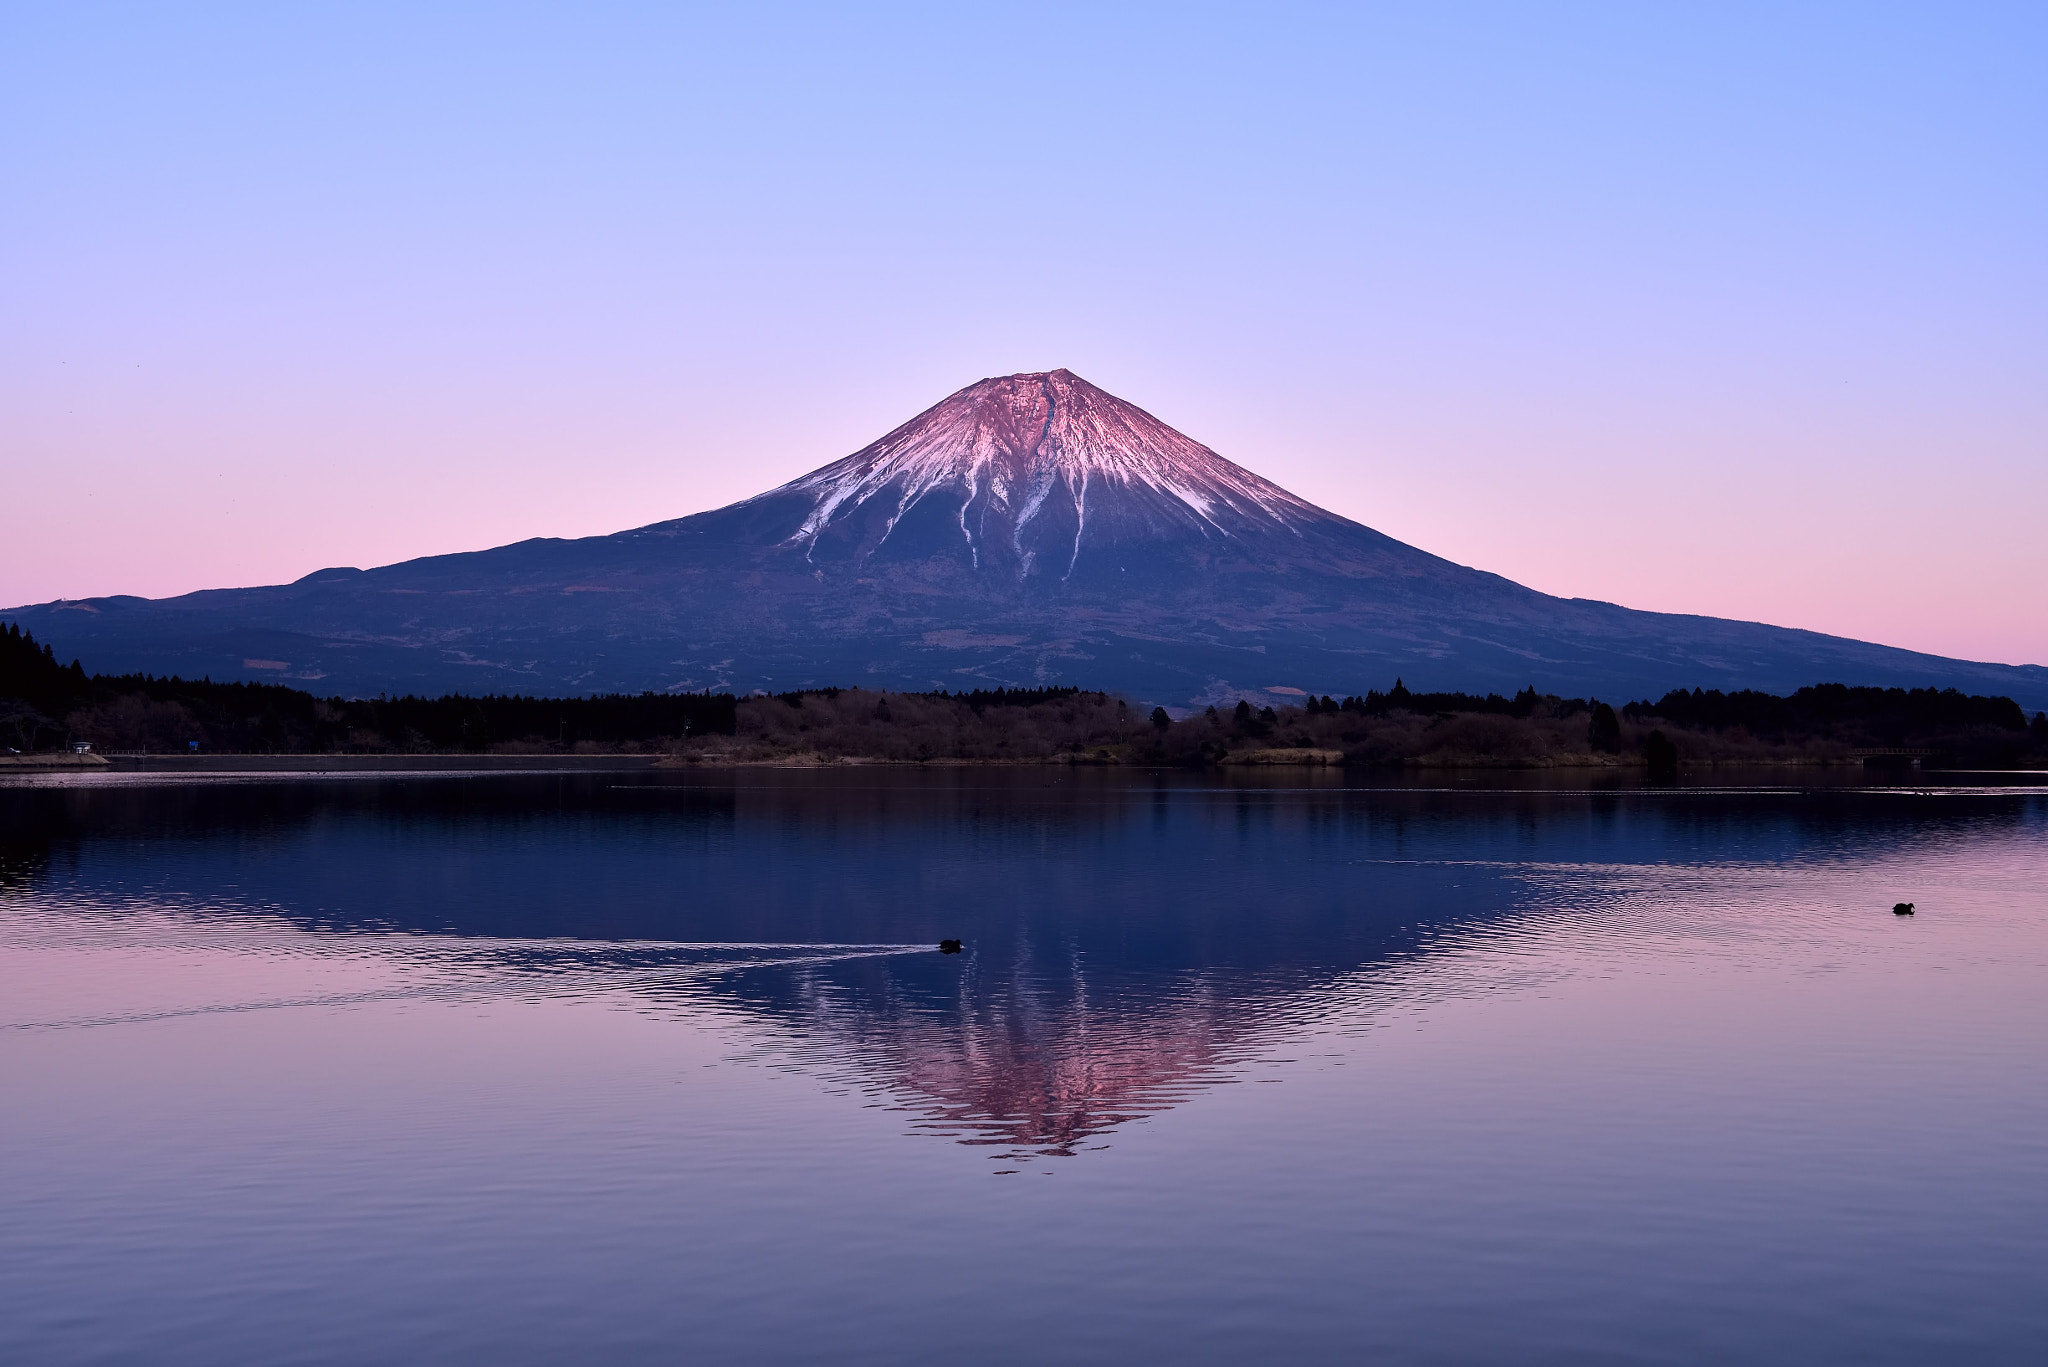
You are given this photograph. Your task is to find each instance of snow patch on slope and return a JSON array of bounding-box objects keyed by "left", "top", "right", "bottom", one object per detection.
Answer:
[{"left": 750, "top": 370, "right": 1331, "bottom": 569}]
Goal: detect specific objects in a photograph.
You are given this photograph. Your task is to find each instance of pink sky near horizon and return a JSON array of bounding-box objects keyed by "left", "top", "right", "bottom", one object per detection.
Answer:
[{"left": 6, "top": 4, "right": 2044, "bottom": 667}]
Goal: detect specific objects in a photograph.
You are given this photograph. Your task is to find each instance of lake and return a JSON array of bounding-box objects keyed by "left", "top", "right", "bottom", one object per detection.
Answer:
[{"left": 3, "top": 768, "right": 2045, "bottom": 1365}]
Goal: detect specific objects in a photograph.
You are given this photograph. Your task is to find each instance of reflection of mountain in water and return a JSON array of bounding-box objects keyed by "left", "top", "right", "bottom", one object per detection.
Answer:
[
  {"left": 5, "top": 771, "right": 2037, "bottom": 1156},
  {"left": 721, "top": 951, "right": 1291, "bottom": 1156}
]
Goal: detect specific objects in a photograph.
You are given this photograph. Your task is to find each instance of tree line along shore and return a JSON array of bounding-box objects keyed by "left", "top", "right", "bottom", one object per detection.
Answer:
[{"left": 5, "top": 623, "right": 2045, "bottom": 770}]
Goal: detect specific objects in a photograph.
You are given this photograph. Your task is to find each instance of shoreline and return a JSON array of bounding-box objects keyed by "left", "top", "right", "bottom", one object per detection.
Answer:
[
  {"left": 0, "top": 753, "right": 112, "bottom": 771},
  {"left": 91, "top": 753, "right": 664, "bottom": 773},
  {"left": 0, "top": 750, "right": 1996, "bottom": 775}
]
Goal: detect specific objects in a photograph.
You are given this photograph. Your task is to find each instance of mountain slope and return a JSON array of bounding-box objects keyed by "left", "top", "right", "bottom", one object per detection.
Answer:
[{"left": 8, "top": 370, "right": 2046, "bottom": 709}]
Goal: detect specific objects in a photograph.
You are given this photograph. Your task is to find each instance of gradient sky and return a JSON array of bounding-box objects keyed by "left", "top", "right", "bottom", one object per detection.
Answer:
[{"left": 5, "top": 2, "right": 2043, "bottom": 665}]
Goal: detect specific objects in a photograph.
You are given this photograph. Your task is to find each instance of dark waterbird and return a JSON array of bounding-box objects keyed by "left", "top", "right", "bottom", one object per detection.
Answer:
[
  {"left": 938, "top": 939, "right": 963, "bottom": 954},
  {"left": 1893, "top": 902, "right": 1916, "bottom": 915}
]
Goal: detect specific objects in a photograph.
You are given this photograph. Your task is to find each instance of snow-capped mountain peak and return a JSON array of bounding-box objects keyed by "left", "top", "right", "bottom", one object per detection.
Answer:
[{"left": 753, "top": 370, "right": 1334, "bottom": 577}]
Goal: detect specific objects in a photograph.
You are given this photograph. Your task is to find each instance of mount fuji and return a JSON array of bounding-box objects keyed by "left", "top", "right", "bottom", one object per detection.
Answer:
[{"left": 9, "top": 369, "right": 2045, "bottom": 708}]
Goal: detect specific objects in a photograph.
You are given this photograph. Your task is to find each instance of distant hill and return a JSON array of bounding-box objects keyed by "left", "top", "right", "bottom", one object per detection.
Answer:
[{"left": 7, "top": 369, "right": 2045, "bottom": 709}]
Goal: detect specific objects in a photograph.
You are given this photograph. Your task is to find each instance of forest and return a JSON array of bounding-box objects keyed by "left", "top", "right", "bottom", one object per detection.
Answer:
[
  {"left": 5, "top": 623, "right": 2045, "bottom": 768},
  {"left": 707, "top": 681, "right": 2048, "bottom": 769},
  {"left": 0, "top": 624, "right": 734, "bottom": 755}
]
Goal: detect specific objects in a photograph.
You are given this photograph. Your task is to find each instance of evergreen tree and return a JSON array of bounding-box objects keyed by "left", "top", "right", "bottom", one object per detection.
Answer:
[
  {"left": 1644, "top": 728, "right": 1678, "bottom": 780},
  {"left": 1588, "top": 701, "right": 1622, "bottom": 753}
]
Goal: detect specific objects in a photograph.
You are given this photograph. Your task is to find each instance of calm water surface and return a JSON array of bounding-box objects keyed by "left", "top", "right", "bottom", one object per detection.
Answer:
[{"left": 2, "top": 769, "right": 2045, "bottom": 1365}]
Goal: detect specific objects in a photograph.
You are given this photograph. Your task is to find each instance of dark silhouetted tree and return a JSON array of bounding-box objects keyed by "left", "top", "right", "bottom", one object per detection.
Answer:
[
  {"left": 1588, "top": 701, "right": 1621, "bottom": 753},
  {"left": 1150, "top": 706, "right": 1171, "bottom": 731},
  {"left": 1643, "top": 728, "right": 1678, "bottom": 780}
]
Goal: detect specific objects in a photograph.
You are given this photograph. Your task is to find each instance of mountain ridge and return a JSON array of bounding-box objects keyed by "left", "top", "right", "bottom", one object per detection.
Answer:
[{"left": 7, "top": 370, "right": 2046, "bottom": 709}]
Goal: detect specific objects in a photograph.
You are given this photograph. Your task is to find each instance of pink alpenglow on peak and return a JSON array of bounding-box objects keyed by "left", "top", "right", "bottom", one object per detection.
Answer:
[{"left": 759, "top": 370, "right": 1335, "bottom": 577}]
